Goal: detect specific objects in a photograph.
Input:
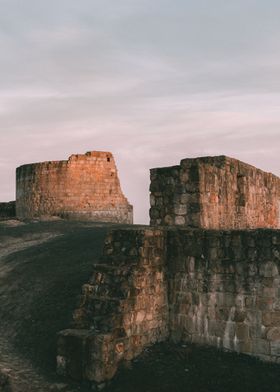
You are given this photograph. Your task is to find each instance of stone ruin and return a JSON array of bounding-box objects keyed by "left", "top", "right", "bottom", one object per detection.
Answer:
[
  {"left": 0, "top": 201, "right": 16, "bottom": 220},
  {"left": 3, "top": 151, "right": 133, "bottom": 223},
  {"left": 150, "top": 155, "right": 280, "bottom": 229},
  {"left": 2, "top": 153, "right": 280, "bottom": 386},
  {"left": 57, "top": 155, "right": 280, "bottom": 385}
]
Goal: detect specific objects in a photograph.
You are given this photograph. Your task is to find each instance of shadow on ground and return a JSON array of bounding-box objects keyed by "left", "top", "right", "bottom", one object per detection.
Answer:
[{"left": 107, "top": 342, "right": 280, "bottom": 392}]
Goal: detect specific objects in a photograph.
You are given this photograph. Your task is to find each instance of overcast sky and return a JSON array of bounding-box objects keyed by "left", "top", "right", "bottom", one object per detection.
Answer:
[{"left": 1, "top": 0, "right": 280, "bottom": 223}]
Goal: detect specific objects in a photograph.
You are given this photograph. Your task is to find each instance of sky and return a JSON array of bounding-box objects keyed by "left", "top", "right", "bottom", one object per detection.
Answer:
[{"left": 1, "top": 0, "right": 280, "bottom": 223}]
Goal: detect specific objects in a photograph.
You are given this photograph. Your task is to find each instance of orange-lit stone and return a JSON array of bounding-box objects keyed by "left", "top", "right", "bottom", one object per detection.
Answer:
[
  {"left": 16, "top": 151, "right": 133, "bottom": 223},
  {"left": 150, "top": 156, "right": 280, "bottom": 229}
]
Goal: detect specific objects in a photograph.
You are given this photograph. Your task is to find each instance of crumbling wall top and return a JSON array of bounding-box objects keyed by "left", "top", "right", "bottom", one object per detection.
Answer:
[
  {"left": 16, "top": 150, "right": 133, "bottom": 223},
  {"left": 150, "top": 155, "right": 280, "bottom": 229}
]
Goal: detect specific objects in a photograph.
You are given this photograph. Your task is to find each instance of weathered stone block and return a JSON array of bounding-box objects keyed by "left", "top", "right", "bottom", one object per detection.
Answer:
[
  {"left": 235, "top": 323, "right": 249, "bottom": 340},
  {"left": 260, "top": 262, "right": 279, "bottom": 278},
  {"left": 267, "top": 327, "right": 280, "bottom": 341},
  {"left": 252, "top": 339, "right": 270, "bottom": 355},
  {"left": 0, "top": 201, "right": 16, "bottom": 220}
]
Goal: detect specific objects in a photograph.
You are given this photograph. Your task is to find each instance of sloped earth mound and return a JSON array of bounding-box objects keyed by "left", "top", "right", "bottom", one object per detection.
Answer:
[
  {"left": 0, "top": 220, "right": 280, "bottom": 392},
  {"left": 0, "top": 219, "right": 110, "bottom": 391}
]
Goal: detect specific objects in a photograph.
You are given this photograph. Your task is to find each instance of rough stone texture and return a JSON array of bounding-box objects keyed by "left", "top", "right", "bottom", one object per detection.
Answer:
[
  {"left": 57, "top": 228, "right": 169, "bottom": 382},
  {"left": 167, "top": 228, "right": 280, "bottom": 363},
  {"left": 16, "top": 151, "right": 133, "bottom": 223},
  {"left": 150, "top": 156, "right": 280, "bottom": 229},
  {"left": 58, "top": 226, "right": 280, "bottom": 383},
  {"left": 0, "top": 201, "right": 16, "bottom": 220},
  {"left": 56, "top": 155, "right": 280, "bottom": 384}
]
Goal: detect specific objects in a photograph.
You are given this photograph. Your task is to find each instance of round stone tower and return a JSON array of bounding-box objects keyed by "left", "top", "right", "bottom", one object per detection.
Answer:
[{"left": 16, "top": 151, "right": 133, "bottom": 223}]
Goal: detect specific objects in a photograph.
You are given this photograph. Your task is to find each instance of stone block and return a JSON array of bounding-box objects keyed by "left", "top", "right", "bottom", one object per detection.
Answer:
[
  {"left": 270, "top": 341, "right": 280, "bottom": 356},
  {"left": 0, "top": 201, "right": 16, "bottom": 220},
  {"left": 259, "top": 262, "right": 279, "bottom": 278},
  {"left": 57, "top": 329, "right": 94, "bottom": 380},
  {"left": 238, "top": 340, "right": 252, "bottom": 354},
  {"left": 235, "top": 323, "right": 249, "bottom": 340},
  {"left": 252, "top": 339, "right": 270, "bottom": 355},
  {"left": 175, "top": 216, "right": 185, "bottom": 225},
  {"left": 266, "top": 327, "right": 280, "bottom": 341}
]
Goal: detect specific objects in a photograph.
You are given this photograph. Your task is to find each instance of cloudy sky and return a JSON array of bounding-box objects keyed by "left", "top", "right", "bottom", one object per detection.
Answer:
[{"left": 1, "top": 0, "right": 280, "bottom": 223}]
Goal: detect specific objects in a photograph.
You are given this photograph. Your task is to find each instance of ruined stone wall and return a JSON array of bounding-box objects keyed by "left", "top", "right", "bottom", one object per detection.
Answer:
[
  {"left": 56, "top": 155, "right": 280, "bottom": 384},
  {"left": 58, "top": 227, "right": 280, "bottom": 384},
  {"left": 150, "top": 164, "right": 200, "bottom": 227},
  {"left": 0, "top": 201, "right": 16, "bottom": 220},
  {"left": 150, "top": 156, "right": 280, "bottom": 229},
  {"left": 16, "top": 151, "right": 133, "bottom": 223},
  {"left": 57, "top": 228, "right": 168, "bottom": 382},
  {"left": 168, "top": 229, "right": 280, "bottom": 362}
]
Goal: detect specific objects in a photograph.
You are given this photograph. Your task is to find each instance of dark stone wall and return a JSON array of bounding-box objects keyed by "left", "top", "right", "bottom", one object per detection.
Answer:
[
  {"left": 167, "top": 229, "right": 280, "bottom": 362},
  {"left": 0, "top": 201, "right": 16, "bottom": 220},
  {"left": 57, "top": 228, "right": 169, "bottom": 382},
  {"left": 58, "top": 227, "right": 280, "bottom": 384}
]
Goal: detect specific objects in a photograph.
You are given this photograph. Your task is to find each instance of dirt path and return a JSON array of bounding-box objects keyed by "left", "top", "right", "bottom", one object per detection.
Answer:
[
  {"left": 0, "top": 232, "right": 61, "bottom": 277},
  {"left": 0, "top": 335, "right": 56, "bottom": 392},
  {"left": 0, "top": 228, "right": 72, "bottom": 391},
  {"left": 0, "top": 220, "right": 109, "bottom": 391}
]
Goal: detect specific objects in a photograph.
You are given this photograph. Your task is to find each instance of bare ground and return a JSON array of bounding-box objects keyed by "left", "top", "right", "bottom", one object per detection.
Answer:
[
  {"left": 0, "top": 220, "right": 280, "bottom": 392},
  {"left": 0, "top": 219, "right": 110, "bottom": 391}
]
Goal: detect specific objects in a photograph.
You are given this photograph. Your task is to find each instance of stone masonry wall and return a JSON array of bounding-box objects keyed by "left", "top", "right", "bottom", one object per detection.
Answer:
[
  {"left": 150, "top": 156, "right": 280, "bottom": 229},
  {"left": 0, "top": 201, "right": 16, "bottom": 220},
  {"left": 57, "top": 155, "right": 280, "bottom": 384},
  {"left": 57, "top": 228, "right": 168, "bottom": 382},
  {"left": 58, "top": 226, "right": 280, "bottom": 384},
  {"left": 16, "top": 151, "right": 133, "bottom": 223},
  {"left": 168, "top": 228, "right": 280, "bottom": 362}
]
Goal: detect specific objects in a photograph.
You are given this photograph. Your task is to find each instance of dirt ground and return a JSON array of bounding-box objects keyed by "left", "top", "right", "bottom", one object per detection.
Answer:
[
  {"left": 0, "top": 219, "right": 280, "bottom": 392},
  {"left": 0, "top": 219, "right": 109, "bottom": 391},
  {"left": 106, "top": 342, "right": 280, "bottom": 392}
]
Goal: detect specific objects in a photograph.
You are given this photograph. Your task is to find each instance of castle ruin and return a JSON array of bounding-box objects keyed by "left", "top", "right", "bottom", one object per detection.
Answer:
[
  {"left": 2, "top": 153, "right": 280, "bottom": 387},
  {"left": 57, "top": 156, "right": 280, "bottom": 385},
  {"left": 150, "top": 156, "right": 280, "bottom": 229},
  {"left": 15, "top": 151, "right": 133, "bottom": 223}
]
